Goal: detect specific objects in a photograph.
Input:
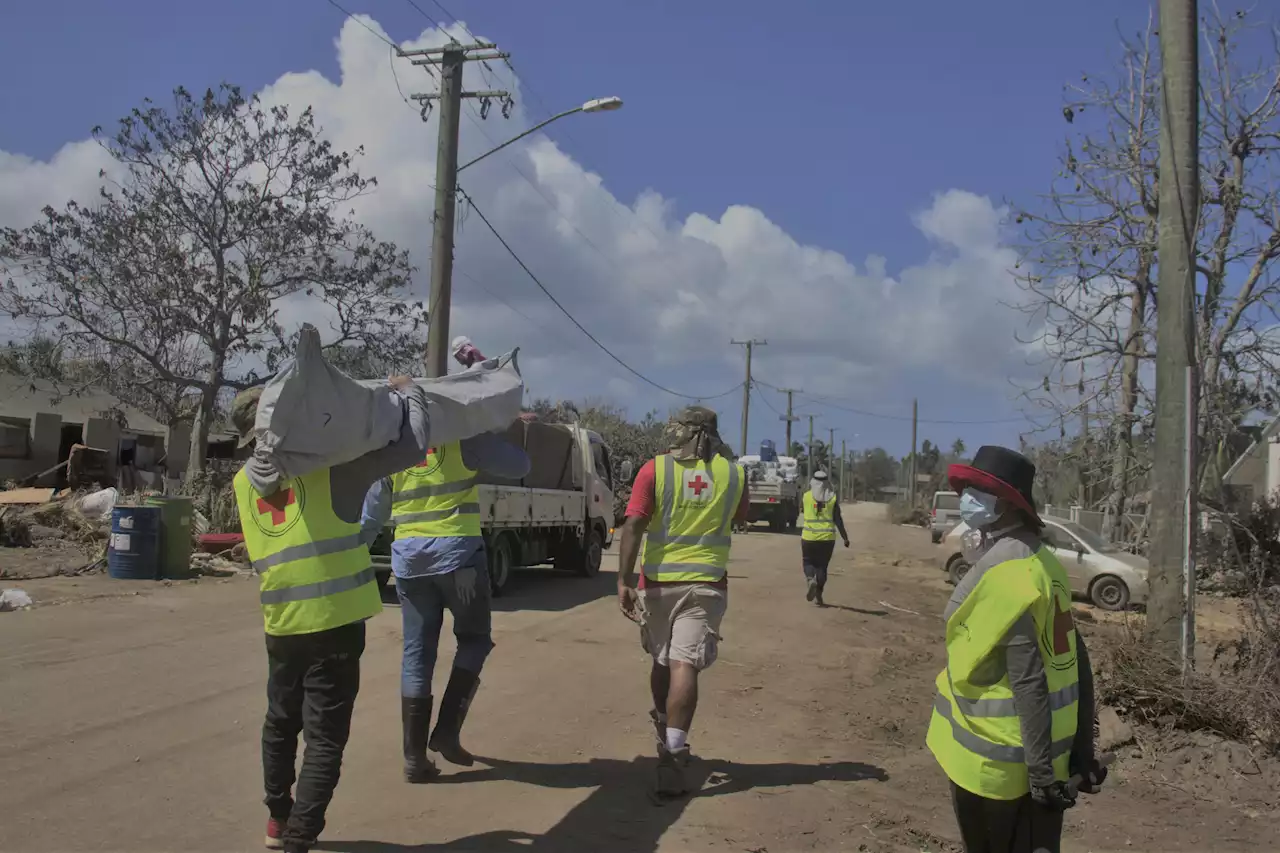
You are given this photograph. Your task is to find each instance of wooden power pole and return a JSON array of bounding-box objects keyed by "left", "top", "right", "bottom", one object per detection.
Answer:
[
  {"left": 1149, "top": 0, "right": 1200, "bottom": 661},
  {"left": 807, "top": 415, "right": 816, "bottom": 481},
  {"left": 909, "top": 398, "right": 919, "bottom": 507},
  {"left": 731, "top": 339, "right": 767, "bottom": 457},
  {"left": 406, "top": 41, "right": 512, "bottom": 377},
  {"left": 779, "top": 388, "right": 800, "bottom": 454}
]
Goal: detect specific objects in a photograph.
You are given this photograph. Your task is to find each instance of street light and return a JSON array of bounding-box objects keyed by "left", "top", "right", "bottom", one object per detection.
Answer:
[{"left": 457, "top": 96, "right": 624, "bottom": 173}]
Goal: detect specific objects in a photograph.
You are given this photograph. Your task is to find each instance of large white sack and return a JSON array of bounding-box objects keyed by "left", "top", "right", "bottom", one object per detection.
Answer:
[{"left": 253, "top": 325, "right": 524, "bottom": 482}]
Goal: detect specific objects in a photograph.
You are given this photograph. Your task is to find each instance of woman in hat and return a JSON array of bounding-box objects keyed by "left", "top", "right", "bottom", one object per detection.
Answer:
[
  {"left": 799, "top": 470, "right": 849, "bottom": 606},
  {"left": 925, "top": 445, "right": 1107, "bottom": 853}
]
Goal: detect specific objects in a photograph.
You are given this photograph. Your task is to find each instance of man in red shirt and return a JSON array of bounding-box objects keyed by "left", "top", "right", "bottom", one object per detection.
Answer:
[{"left": 616, "top": 407, "right": 749, "bottom": 797}]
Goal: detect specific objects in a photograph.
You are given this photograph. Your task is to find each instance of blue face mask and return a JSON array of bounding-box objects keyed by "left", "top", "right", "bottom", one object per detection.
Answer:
[{"left": 959, "top": 488, "right": 1000, "bottom": 529}]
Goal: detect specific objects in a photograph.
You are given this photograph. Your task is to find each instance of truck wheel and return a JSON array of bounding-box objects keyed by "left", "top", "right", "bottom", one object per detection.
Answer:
[
  {"left": 769, "top": 513, "right": 784, "bottom": 532},
  {"left": 786, "top": 505, "right": 798, "bottom": 532},
  {"left": 488, "top": 536, "right": 514, "bottom": 597},
  {"left": 572, "top": 527, "right": 604, "bottom": 578}
]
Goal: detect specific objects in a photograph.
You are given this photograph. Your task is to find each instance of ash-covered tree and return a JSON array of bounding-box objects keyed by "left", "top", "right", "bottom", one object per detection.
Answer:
[
  {"left": 1014, "top": 8, "right": 1280, "bottom": 538},
  {"left": 0, "top": 84, "right": 423, "bottom": 475}
]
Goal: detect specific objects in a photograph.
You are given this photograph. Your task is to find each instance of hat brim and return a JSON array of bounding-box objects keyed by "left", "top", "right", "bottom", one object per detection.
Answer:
[
  {"left": 237, "top": 431, "right": 256, "bottom": 449},
  {"left": 948, "top": 463, "right": 1043, "bottom": 527}
]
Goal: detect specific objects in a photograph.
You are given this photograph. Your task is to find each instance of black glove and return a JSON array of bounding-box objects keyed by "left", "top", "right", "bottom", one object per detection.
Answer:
[
  {"left": 1072, "top": 756, "right": 1108, "bottom": 794},
  {"left": 1030, "top": 781, "right": 1077, "bottom": 811},
  {"left": 842, "top": 539, "right": 850, "bottom": 548}
]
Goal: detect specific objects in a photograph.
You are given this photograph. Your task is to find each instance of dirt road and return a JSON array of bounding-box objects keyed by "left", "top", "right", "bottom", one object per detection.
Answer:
[{"left": 0, "top": 504, "right": 1267, "bottom": 852}]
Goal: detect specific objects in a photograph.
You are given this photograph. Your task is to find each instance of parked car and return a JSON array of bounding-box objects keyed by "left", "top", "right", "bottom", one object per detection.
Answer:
[
  {"left": 938, "top": 518, "right": 1149, "bottom": 611},
  {"left": 930, "top": 490, "right": 961, "bottom": 543}
]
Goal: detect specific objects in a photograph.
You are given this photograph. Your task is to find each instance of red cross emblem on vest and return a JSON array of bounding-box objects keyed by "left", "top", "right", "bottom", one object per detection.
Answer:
[
  {"left": 1052, "top": 598, "right": 1075, "bottom": 655},
  {"left": 415, "top": 447, "right": 437, "bottom": 468},
  {"left": 689, "top": 474, "right": 709, "bottom": 495},
  {"left": 256, "top": 489, "right": 296, "bottom": 526}
]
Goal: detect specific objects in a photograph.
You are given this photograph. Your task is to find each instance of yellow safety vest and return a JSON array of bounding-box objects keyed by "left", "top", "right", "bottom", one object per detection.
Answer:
[
  {"left": 801, "top": 492, "right": 836, "bottom": 542},
  {"left": 926, "top": 545, "right": 1080, "bottom": 800},
  {"left": 389, "top": 441, "right": 481, "bottom": 539},
  {"left": 642, "top": 454, "right": 743, "bottom": 583},
  {"left": 233, "top": 467, "right": 382, "bottom": 637}
]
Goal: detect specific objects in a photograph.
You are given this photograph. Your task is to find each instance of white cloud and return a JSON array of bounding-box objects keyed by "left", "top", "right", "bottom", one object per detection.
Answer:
[{"left": 0, "top": 15, "right": 1040, "bottom": 427}]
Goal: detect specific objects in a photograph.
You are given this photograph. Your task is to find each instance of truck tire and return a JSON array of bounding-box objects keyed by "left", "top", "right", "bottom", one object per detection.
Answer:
[
  {"left": 569, "top": 527, "right": 604, "bottom": 578},
  {"left": 488, "top": 535, "right": 514, "bottom": 597},
  {"left": 768, "top": 511, "right": 784, "bottom": 533},
  {"left": 786, "top": 502, "right": 798, "bottom": 532}
]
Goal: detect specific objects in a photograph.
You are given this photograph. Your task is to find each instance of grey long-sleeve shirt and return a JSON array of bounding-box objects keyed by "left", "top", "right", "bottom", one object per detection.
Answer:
[
  {"left": 242, "top": 384, "right": 431, "bottom": 524},
  {"left": 943, "top": 526, "right": 1096, "bottom": 789}
]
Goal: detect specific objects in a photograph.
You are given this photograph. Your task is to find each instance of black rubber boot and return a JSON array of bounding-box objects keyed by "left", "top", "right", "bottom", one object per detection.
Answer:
[
  {"left": 429, "top": 667, "right": 480, "bottom": 767},
  {"left": 402, "top": 696, "right": 439, "bottom": 783}
]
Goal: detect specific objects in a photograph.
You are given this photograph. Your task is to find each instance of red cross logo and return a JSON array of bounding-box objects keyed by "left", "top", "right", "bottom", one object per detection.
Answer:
[
  {"left": 1052, "top": 599, "right": 1075, "bottom": 655},
  {"left": 256, "top": 489, "right": 296, "bottom": 526},
  {"left": 415, "top": 447, "right": 437, "bottom": 468},
  {"left": 688, "top": 474, "right": 709, "bottom": 496}
]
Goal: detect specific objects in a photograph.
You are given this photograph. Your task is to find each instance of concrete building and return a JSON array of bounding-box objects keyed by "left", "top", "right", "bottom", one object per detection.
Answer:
[{"left": 0, "top": 372, "right": 208, "bottom": 487}]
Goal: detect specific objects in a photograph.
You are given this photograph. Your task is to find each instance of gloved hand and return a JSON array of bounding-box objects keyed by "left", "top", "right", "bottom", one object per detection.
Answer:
[
  {"left": 1030, "top": 781, "right": 1077, "bottom": 811},
  {"left": 842, "top": 538, "right": 850, "bottom": 548},
  {"left": 454, "top": 566, "right": 478, "bottom": 606},
  {"left": 1071, "top": 755, "right": 1108, "bottom": 794}
]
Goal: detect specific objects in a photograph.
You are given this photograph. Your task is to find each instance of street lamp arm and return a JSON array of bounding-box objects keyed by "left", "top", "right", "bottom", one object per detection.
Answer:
[{"left": 457, "top": 107, "right": 583, "bottom": 173}]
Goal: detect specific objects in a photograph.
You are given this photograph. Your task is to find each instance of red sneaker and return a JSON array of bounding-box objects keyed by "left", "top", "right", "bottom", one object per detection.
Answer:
[{"left": 265, "top": 817, "right": 285, "bottom": 850}]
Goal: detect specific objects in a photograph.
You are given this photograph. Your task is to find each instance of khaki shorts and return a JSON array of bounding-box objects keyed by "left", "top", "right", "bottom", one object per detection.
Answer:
[{"left": 639, "top": 583, "right": 728, "bottom": 670}]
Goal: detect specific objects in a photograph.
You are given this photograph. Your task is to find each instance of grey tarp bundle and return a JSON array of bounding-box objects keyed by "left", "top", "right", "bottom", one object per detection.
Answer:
[{"left": 252, "top": 325, "right": 524, "bottom": 482}]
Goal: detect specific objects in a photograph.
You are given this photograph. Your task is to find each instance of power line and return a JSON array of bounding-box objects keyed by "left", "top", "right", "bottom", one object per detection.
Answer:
[
  {"left": 753, "top": 377, "right": 1025, "bottom": 426},
  {"left": 325, "top": 0, "right": 399, "bottom": 48},
  {"left": 457, "top": 186, "right": 740, "bottom": 402}
]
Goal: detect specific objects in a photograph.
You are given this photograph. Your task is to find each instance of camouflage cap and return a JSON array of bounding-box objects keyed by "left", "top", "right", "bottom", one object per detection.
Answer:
[
  {"left": 231, "top": 386, "right": 264, "bottom": 448},
  {"left": 665, "top": 406, "right": 724, "bottom": 460}
]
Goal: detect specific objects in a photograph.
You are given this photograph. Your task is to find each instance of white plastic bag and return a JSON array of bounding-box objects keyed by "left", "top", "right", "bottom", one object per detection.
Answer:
[
  {"left": 0, "top": 589, "right": 33, "bottom": 612},
  {"left": 253, "top": 326, "right": 525, "bottom": 482},
  {"left": 77, "top": 487, "right": 118, "bottom": 522}
]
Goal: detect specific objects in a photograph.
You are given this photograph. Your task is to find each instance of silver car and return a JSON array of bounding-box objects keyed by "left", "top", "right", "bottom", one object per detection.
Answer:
[
  {"left": 930, "top": 490, "right": 962, "bottom": 543},
  {"left": 939, "top": 518, "right": 1149, "bottom": 611}
]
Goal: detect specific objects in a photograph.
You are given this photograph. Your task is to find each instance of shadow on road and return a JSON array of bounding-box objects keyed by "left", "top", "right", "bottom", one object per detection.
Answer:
[
  {"left": 491, "top": 567, "right": 618, "bottom": 613},
  {"left": 324, "top": 754, "right": 888, "bottom": 853}
]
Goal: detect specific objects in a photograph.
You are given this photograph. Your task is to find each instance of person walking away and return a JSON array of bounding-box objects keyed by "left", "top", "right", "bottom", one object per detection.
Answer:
[
  {"left": 233, "top": 376, "right": 430, "bottom": 853},
  {"left": 800, "top": 470, "right": 849, "bottom": 606},
  {"left": 616, "top": 407, "right": 748, "bottom": 798},
  {"left": 361, "top": 432, "right": 529, "bottom": 782},
  {"left": 926, "top": 446, "right": 1107, "bottom": 853}
]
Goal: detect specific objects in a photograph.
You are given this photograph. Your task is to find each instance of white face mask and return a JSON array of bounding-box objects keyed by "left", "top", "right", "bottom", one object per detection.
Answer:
[{"left": 959, "top": 488, "right": 1000, "bottom": 529}]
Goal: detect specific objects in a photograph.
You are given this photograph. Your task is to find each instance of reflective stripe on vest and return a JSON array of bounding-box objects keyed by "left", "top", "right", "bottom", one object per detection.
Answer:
[
  {"left": 925, "top": 545, "right": 1081, "bottom": 800},
  {"left": 233, "top": 467, "right": 381, "bottom": 638},
  {"left": 389, "top": 441, "right": 481, "bottom": 539},
  {"left": 801, "top": 492, "right": 836, "bottom": 542},
  {"left": 642, "top": 454, "right": 743, "bottom": 583}
]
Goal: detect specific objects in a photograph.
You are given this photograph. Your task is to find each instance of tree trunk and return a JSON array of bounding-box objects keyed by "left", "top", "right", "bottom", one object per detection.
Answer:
[
  {"left": 185, "top": 383, "right": 217, "bottom": 478},
  {"left": 1104, "top": 279, "right": 1148, "bottom": 543}
]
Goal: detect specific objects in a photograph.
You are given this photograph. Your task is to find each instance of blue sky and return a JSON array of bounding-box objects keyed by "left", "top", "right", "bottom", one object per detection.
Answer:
[{"left": 0, "top": 0, "right": 1150, "bottom": 459}]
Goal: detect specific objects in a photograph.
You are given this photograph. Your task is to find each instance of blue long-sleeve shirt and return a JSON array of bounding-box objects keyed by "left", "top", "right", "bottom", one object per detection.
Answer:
[{"left": 361, "top": 431, "right": 531, "bottom": 578}]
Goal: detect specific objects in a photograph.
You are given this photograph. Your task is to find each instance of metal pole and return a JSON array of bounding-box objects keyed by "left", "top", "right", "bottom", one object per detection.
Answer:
[
  {"left": 781, "top": 389, "right": 799, "bottom": 452},
  {"left": 1149, "top": 0, "right": 1199, "bottom": 651},
  {"left": 425, "top": 45, "right": 466, "bottom": 378},
  {"left": 1182, "top": 365, "right": 1197, "bottom": 673},
  {"left": 841, "top": 438, "right": 847, "bottom": 502},
  {"left": 458, "top": 107, "right": 581, "bottom": 173}
]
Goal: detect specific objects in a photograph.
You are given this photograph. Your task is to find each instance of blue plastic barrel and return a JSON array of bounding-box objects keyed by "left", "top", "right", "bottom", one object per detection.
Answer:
[{"left": 108, "top": 506, "right": 161, "bottom": 580}]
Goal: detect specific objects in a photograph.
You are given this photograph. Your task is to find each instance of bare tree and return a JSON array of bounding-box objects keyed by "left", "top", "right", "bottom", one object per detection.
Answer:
[
  {"left": 1015, "top": 8, "right": 1280, "bottom": 536},
  {"left": 0, "top": 85, "right": 423, "bottom": 475}
]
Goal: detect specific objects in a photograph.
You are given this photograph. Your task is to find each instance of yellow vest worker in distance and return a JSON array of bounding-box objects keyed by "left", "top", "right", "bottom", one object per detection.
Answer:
[
  {"left": 232, "top": 376, "right": 430, "bottom": 853},
  {"left": 926, "top": 446, "right": 1108, "bottom": 853},
  {"left": 799, "top": 470, "right": 849, "bottom": 607},
  {"left": 617, "top": 406, "right": 748, "bottom": 800}
]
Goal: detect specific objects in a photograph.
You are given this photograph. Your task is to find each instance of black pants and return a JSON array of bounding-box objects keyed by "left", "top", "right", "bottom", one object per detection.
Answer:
[
  {"left": 950, "top": 783, "right": 1064, "bottom": 853},
  {"left": 263, "top": 621, "right": 366, "bottom": 847},
  {"left": 801, "top": 539, "right": 836, "bottom": 591}
]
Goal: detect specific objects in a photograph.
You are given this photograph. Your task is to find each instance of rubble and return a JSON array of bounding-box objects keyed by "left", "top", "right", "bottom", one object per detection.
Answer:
[{"left": 0, "top": 588, "right": 33, "bottom": 611}]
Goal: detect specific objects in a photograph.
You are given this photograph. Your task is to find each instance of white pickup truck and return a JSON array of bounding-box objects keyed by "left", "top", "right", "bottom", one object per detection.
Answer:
[{"left": 371, "top": 420, "right": 623, "bottom": 596}]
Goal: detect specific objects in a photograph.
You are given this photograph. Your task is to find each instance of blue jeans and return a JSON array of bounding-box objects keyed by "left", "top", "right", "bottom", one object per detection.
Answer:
[{"left": 395, "top": 554, "right": 494, "bottom": 699}]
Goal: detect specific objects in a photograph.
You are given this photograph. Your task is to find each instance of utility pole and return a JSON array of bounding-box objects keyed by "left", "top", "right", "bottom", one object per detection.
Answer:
[
  {"left": 406, "top": 41, "right": 512, "bottom": 377},
  {"left": 909, "top": 399, "right": 919, "bottom": 507},
  {"left": 828, "top": 427, "right": 836, "bottom": 475},
  {"left": 1079, "top": 363, "right": 1089, "bottom": 508},
  {"left": 841, "top": 438, "right": 847, "bottom": 502},
  {"left": 778, "top": 388, "right": 800, "bottom": 454},
  {"left": 731, "top": 339, "right": 767, "bottom": 457},
  {"left": 1149, "top": 0, "right": 1199, "bottom": 662},
  {"left": 807, "top": 415, "right": 816, "bottom": 481}
]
